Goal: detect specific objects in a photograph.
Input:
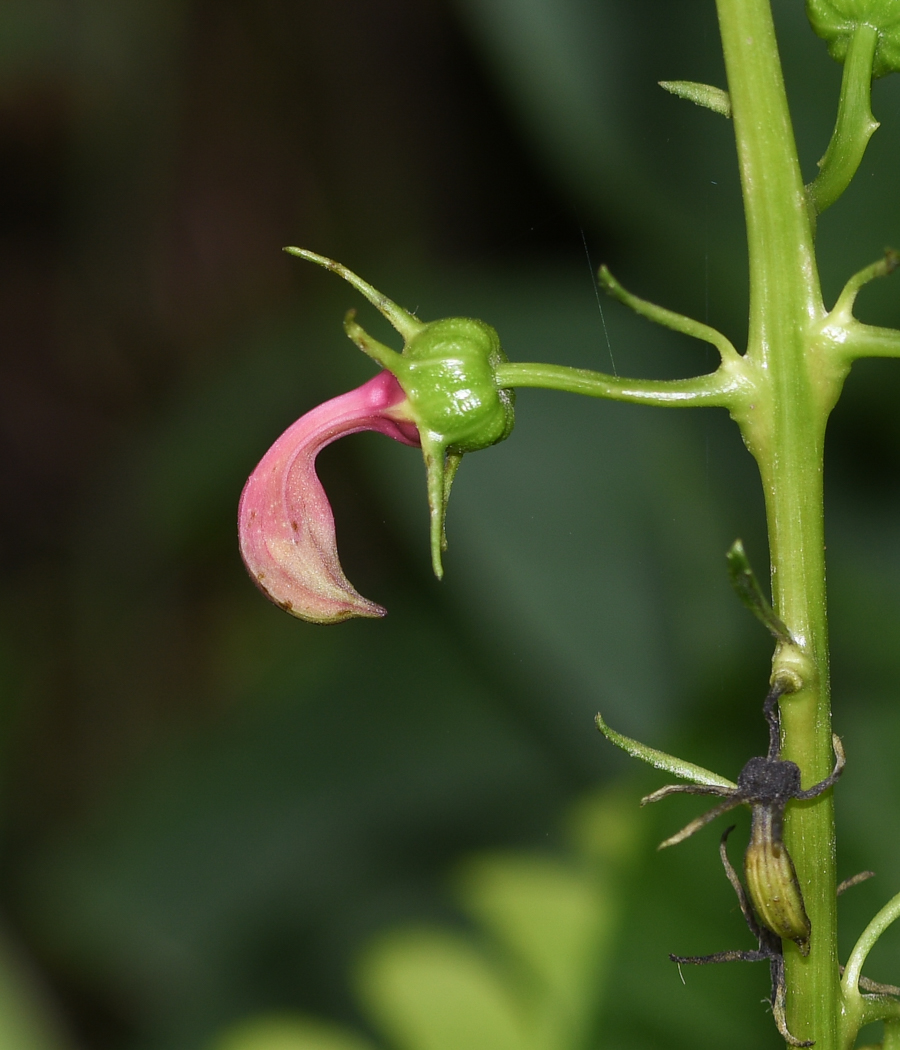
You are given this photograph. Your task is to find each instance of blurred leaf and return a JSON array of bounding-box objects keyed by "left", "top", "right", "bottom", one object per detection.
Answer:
[
  {"left": 0, "top": 929, "right": 73, "bottom": 1050},
  {"left": 211, "top": 1015, "right": 376, "bottom": 1050},
  {"left": 355, "top": 787, "right": 637, "bottom": 1050},
  {"left": 358, "top": 929, "right": 528, "bottom": 1050},
  {"left": 455, "top": 855, "right": 608, "bottom": 1006}
]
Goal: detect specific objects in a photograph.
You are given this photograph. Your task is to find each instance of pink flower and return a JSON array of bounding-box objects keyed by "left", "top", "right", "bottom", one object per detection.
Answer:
[
  {"left": 239, "top": 249, "right": 515, "bottom": 624},
  {"left": 238, "top": 370, "right": 419, "bottom": 624}
]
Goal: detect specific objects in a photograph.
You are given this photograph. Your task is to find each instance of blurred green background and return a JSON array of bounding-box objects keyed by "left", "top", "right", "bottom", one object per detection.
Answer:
[{"left": 1, "top": 0, "right": 900, "bottom": 1048}]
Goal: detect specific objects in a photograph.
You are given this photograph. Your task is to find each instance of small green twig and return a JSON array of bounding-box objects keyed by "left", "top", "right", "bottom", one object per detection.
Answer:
[
  {"left": 859, "top": 997, "right": 900, "bottom": 1028},
  {"left": 831, "top": 251, "right": 900, "bottom": 321},
  {"left": 839, "top": 890, "right": 900, "bottom": 1047},
  {"left": 819, "top": 251, "right": 900, "bottom": 362},
  {"left": 843, "top": 890, "right": 900, "bottom": 1000},
  {"left": 840, "top": 323, "right": 900, "bottom": 360},
  {"left": 807, "top": 23, "right": 880, "bottom": 217},
  {"left": 494, "top": 360, "right": 746, "bottom": 408},
  {"left": 598, "top": 266, "right": 742, "bottom": 365}
]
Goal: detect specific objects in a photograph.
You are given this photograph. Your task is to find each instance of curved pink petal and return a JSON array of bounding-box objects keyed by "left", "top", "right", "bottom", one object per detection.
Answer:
[{"left": 239, "top": 371, "right": 419, "bottom": 623}]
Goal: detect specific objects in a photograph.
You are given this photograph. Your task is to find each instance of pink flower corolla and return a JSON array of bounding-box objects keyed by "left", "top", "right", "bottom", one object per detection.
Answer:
[
  {"left": 239, "top": 370, "right": 419, "bottom": 624},
  {"left": 239, "top": 249, "right": 515, "bottom": 624}
]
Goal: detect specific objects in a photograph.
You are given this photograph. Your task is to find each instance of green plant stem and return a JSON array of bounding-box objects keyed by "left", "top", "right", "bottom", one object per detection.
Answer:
[
  {"left": 493, "top": 361, "right": 744, "bottom": 408},
  {"left": 841, "top": 324, "right": 900, "bottom": 359},
  {"left": 831, "top": 252, "right": 899, "bottom": 320},
  {"left": 823, "top": 251, "right": 900, "bottom": 362},
  {"left": 598, "top": 266, "right": 742, "bottom": 364},
  {"left": 807, "top": 24, "right": 879, "bottom": 217},
  {"left": 886, "top": 1020, "right": 900, "bottom": 1050},
  {"left": 844, "top": 891, "right": 900, "bottom": 998},
  {"left": 840, "top": 891, "right": 900, "bottom": 1047},
  {"left": 715, "top": 0, "right": 839, "bottom": 1046}
]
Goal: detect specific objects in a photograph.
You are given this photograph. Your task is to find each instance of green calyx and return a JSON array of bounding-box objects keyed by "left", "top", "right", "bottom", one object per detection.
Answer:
[
  {"left": 807, "top": 0, "right": 900, "bottom": 76},
  {"left": 398, "top": 317, "right": 515, "bottom": 577},
  {"left": 286, "top": 248, "right": 515, "bottom": 578}
]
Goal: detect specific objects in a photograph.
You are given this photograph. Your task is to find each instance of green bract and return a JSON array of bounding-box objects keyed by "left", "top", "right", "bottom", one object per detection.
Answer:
[
  {"left": 807, "top": 0, "right": 900, "bottom": 76},
  {"left": 285, "top": 248, "right": 515, "bottom": 578}
]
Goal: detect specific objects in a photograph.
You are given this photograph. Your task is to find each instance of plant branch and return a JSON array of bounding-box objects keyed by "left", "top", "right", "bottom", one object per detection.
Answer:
[
  {"left": 598, "top": 266, "right": 742, "bottom": 365},
  {"left": 807, "top": 24, "right": 880, "bottom": 217},
  {"left": 840, "top": 323, "right": 900, "bottom": 360},
  {"left": 832, "top": 251, "right": 899, "bottom": 320},
  {"left": 494, "top": 360, "right": 747, "bottom": 409},
  {"left": 838, "top": 890, "right": 900, "bottom": 1048},
  {"left": 819, "top": 251, "right": 900, "bottom": 362},
  {"left": 886, "top": 1019, "right": 900, "bottom": 1050},
  {"left": 844, "top": 891, "right": 900, "bottom": 1000},
  {"left": 859, "top": 996, "right": 900, "bottom": 1028}
]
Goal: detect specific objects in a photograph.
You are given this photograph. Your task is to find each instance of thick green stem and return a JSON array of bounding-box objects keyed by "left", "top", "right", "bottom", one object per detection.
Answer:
[{"left": 716, "top": 0, "right": 837, "bottom": 1046}]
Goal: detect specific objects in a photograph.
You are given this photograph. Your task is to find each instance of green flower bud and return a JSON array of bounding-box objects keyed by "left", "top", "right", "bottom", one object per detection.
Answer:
[
  {"left": 285, "top": 248, "right": 515, "bottom": 578},
  {"left": 807, "top": 0, "right": 900, "bottom": 76}
]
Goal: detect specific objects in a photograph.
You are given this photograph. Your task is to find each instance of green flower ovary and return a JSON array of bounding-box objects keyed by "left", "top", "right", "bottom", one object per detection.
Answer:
[
  {"left": 400, "top": 317, "right": 515, "bottom": 452},
  {"left": 807, "top": 0, "right": 900, "bottom": 75}
]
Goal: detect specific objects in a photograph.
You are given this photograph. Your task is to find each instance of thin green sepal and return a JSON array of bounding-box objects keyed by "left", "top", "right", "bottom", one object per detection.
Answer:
[
  {"left": 441, "top": 451, "right": 463, "bottom": 552},
  {"left": 726, "top": 539, "right": 793, "bottom": 643},
  {"left": 659, "top": 80, "right": 732, "bottom": 118},
  {"left": 595, "top": 711, "right": 737, "bottom": 789},
  {"left": 419, "top": 433, "right": 450, "bottom": 580},
  {"left": 285, "top": 247, "right": 425, "bottom": 342},
  {"left": 343, "top": 310, "right": 406, "bottom": 370}
]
